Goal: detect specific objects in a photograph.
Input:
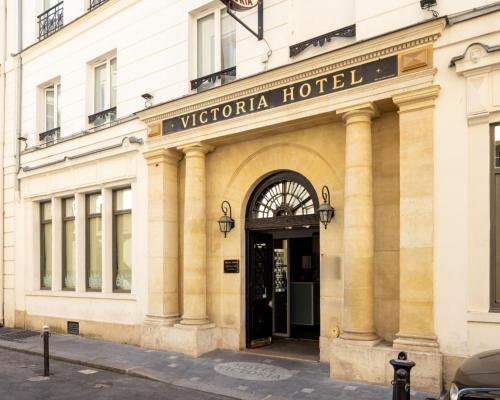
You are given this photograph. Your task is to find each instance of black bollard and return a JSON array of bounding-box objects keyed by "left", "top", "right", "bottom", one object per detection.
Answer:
[
  {"left": 390, "top": 351, "right": 415, "bottom": 400},
  {"left": 42, "top": 325, "right": 50, "bottom": 377}
]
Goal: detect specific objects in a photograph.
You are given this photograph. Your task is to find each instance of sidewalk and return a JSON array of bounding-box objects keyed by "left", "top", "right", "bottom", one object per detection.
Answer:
[{"left": 0, "top": 327, "right": 432, "bottom": 400}]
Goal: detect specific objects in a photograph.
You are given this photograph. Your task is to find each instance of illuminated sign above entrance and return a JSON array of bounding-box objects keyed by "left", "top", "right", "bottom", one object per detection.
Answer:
[
  {"left": 162, "top": 55, "right": 398, "bottom": 135},
  {"left": 221, "top": 0, "right": 259, "bottom": 11}
]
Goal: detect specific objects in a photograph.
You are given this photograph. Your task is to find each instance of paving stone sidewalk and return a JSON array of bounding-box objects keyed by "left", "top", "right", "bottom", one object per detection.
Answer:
[{"left": 0, "top": 328, "right": 433, "bottom": 400}]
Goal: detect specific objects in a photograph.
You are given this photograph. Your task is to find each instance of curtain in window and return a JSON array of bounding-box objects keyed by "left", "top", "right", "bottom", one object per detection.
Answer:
[
  {"left": 221, "top": 8, "right": 236, "bottom": 71},
  {"left": 45, "top": 87, "right": 55, "bottom": 131},
  {"left": 88, "top": 217, "right": 102, "bottom": 290},
  {"left": 42, "top": 223, "right": 52, "bottom": 289},
  {"left": 63, "top": 219, "right": 75, "bottom": 289},
  {"left": 56, "top": 84, "right": 61, "bottom": 128},
  {"left": 110, "top": 58, "right": 117, "bottom": 109},
  {"left": 94, "top": 64, "right": 107, "bottom": 113},
  {"left": 197, "top": 14, "right": 215, "bottom": 78},
  {"left": 115, "top": 213, "right": 131, "bottom": 291}
]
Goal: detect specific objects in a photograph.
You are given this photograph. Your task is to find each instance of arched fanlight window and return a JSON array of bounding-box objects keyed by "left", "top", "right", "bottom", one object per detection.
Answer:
[{"left": 246, "top": 171, "right": 319, "bottom": 230}]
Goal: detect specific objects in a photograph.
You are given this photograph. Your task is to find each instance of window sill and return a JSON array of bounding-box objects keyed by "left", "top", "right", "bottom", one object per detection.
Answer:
[
  {"left": 467, "top": 311, "right": 500, "bottom": 324},
  {"left": 26, "top": 290, "right": 136, "bottom": 301}
]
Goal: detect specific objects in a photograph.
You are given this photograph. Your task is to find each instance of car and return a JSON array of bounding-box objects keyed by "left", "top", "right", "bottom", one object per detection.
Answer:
[{"left": 440, "top": 349, "right": 500, "bottom": 399}]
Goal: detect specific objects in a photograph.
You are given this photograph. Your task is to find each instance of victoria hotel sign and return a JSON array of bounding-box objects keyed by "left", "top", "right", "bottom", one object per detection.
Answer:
[{"left": 162, "top": 56, "right": 398, "bottom": 135}]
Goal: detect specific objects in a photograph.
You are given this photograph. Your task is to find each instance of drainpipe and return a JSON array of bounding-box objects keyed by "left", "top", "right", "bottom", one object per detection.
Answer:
[
  {"left": 15, "top": 0, "right": 22, "bottom": 191},
  {"left": 0, "top": 0, "right": 6, "bottom": 326}
]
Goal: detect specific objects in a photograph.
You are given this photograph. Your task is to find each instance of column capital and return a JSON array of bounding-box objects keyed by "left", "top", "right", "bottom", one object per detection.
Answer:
[
  {"left": 179, "top": 142, "right": 214, "bottom": 156},
  {"left": 336, "top": 102, "right": 379, "bottom": 123},
  {"left": 392, "top": 85, "right": 441, "bottom": 113},
  {"left": 143, "top": 148, "right": 182, "bottom": 166}
]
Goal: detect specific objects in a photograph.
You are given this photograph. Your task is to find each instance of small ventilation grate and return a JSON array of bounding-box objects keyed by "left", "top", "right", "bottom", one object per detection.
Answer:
[{"left": 67, "top": 321, "right": 79, "bottom": 335}]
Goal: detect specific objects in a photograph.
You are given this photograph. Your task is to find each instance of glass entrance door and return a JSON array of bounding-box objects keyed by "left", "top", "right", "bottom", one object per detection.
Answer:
[{"left": 273, "top": 239, "right": 290, "bottom": 337}]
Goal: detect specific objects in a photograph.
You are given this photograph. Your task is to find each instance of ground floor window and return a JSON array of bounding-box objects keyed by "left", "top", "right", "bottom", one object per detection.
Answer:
[
  {"left": 62, "top": 197, "right": 76, "bottom": 290},
  {"left": 492, "top": 124, "right": 500, "bottom": 311},
  {"left": 40, "top": 201, "right": 52, "bottom": 289},
  {"left": 86, "top": 193, "right": 103, "bottom": 291},
  {"left": 113, "top": 188, "right": 132, "bottom": 292}
]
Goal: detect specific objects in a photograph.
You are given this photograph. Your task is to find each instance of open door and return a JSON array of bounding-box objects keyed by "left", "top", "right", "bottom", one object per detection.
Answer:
[{"left": 247, "top": 232, "right": 273, "bottom": 348}]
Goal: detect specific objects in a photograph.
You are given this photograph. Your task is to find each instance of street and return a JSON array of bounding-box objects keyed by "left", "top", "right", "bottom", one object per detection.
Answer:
[{"left": 0, "top": 348, "right": 231, "bottom": 400}]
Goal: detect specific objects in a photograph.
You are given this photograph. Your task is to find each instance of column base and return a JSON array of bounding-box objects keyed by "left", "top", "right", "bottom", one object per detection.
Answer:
[
  {"left": 141, "top": 315, "right": 180, "bottom": 349},
  {"left": 340, "top": 329, "right": 380, "bottom": 343},
  {"left": 141, "top": 319, "right": 220, "bottom": 357},
  {"left": 330, "top": 338, "right": 443, "bottom": 394},
  {"left": 393, "top": 333, "right": 440, "bottom": 353}
]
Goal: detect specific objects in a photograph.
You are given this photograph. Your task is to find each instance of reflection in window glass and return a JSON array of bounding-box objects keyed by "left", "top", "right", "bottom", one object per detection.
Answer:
[
  {"left": 114, "top": 188, "right": 132, "bottom": 291},
  {"left": 63, "top": 198, "right": 76, "bottom": 290},
  {"left": 197, "top": 14, "right": 215, "bottom": 79},
  {"left": 41, "top": 202, "right": 52, "bottom": 289},
  {"left": 94, "top": 63, "right": 107, "bottom": 114},
  {"left": 45, "top": 87, "right": 55, "bottom": 131},
  {"left": 221, "top": 8, "right": 236, "bottom": 84},
  {"left": 87, "top": 193, "right": 102, "bottom": 291}
]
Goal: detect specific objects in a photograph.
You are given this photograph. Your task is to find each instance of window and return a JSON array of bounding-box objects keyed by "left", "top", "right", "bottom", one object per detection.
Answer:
[
  {"left": 194, "top": 7, "right": 236, "bottom": 91},
  {"left": 86, "top": 193, "right": 102, "bottom": 291},
  {"left": 492, "top": 124, "right": 500, "bottom": 311},
  {"left": 89, "top": 57, "right": 117, "bottom": 126},
  {"left": 38, "top": 0, "right": 63, "bottom": 40},
  {"left": 113, "top": 188, "right": 132, "bottom": 292},
  {"left": 39, "top": 83, "right": 61, "bottom": 144},
  {"left": 40, "top": 202, "right": 52, "bottom": 290},
  {"left": 62, "top": 197, "right": 76, "bottom": 290}
]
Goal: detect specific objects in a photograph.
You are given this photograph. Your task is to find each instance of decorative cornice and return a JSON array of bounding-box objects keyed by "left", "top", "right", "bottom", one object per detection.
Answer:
[
  {"left": 450, "top": 42, "right": 500, "bottom": 67},
  {"left": 392, "top": 85, "right": 441, "bottom": 112},
  {"left": 141, "top": 33, "right": 441, "bottom": 126},
  {"left": 143, "top": 148, "right": 182, "bottom": 165}
]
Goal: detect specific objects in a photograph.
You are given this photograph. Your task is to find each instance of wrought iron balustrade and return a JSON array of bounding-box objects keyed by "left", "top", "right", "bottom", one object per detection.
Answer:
[
  {"left": 89, "top": 0, "right": 108, "bottom": 11},
  {"left": 39, "top": 127, "right": 61, "bottom": 144},
  {"left": 38, "top": 2, "right": 64, "bottom": 40},
  {"left": 191, "top": 67, "right": 237, "bottom": 91},
  {"left": 289, "top": 25, "right": 356, "bottom": 57},
  {"left": 88, "top": 106, "right": 117, "bottom": 125}
]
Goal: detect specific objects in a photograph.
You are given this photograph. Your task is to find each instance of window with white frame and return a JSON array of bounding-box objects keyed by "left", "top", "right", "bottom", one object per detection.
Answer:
[
  {"left": 86, "top": 193, "right": 103, "bottom": 291},
  {"left": 89, "top": 57, "right": 117, "bottom": 127},
  {"left": 44, "top": 83, "right": 60, "bottom": 132},
  {"left": 113, "top": 188, "right": 132, "bottom": 292},
  {"left": 193, "top": 7, "right": 236, "bottom": 91},
  {"left": 40, "top": 201, "right": 52, "bottom": 290},
  {"left": 62, "top": 197, "right": 76, "bottom": 290}
]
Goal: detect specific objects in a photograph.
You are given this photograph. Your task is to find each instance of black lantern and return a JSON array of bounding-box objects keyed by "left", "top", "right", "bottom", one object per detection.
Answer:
[
  {"left": 218, "top": 201, "right": 235, "bottom": 238},
  {"left": 318, "top": 186, "right": 335, "bottom": 229}
]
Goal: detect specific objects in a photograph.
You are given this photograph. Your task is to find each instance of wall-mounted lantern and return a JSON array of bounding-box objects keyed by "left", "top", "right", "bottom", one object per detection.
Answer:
[
  {"left": 218, "top": 201, "right": 235, "bottom": 238},
  {"left": 318, "top": 186, "right": 335, "bottom": 229}
]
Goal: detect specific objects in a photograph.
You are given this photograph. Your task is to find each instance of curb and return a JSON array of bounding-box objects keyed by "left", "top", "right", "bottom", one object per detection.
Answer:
[{"left": 0, "top": 341, "right": 239, "bottom": 399}]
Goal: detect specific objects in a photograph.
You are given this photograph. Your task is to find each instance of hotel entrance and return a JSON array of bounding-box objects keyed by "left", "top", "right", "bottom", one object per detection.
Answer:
[{"left": 245, "top": 171, "right": 321, "bottom": 361}]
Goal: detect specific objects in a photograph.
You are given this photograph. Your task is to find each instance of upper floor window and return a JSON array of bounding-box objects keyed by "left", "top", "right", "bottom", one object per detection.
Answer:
[
  {"left": 193, "top": 7, "right": 236, "bottom": 92},
  {"left": 89, "top": 57, "right": 117, "bottom": 127},
  {"left": 39, "top": 82, "right": 61, "bottom": 144},
  {"left": 38, "top": 0, "right": 64, "bottom": 40},
  {"left": 40, "top": 202, "right": 52, "bottom": 290}
]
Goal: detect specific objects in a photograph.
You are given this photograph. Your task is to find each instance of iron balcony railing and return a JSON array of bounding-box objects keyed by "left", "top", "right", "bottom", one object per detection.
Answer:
[
  {"left": 88, "top": 106, "right": 117, "bottom": 126},
  {"left": 38, "top": 127, "right": 61, "bottom": 144},
  {"left": 38, "top": 2, "right": 64, "bottom": 41},
  {"left": 191, "top": 66, "right": 237, "bottom": 91},
  {"left": 89, "top": 0, "right": 108, "bottom": 11}
]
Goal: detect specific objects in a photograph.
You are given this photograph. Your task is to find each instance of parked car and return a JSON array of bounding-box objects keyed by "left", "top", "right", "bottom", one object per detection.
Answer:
[{"left": 440, "top": 349, "right": 500, "bottom": 399}]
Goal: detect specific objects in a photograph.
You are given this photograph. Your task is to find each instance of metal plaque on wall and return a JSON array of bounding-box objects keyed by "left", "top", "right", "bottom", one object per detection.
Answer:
[{"left": 224, "top": 259, "right": 240, "bottom": 273}]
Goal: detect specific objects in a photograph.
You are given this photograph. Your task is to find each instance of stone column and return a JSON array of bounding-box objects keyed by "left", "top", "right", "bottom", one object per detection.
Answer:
[
  {"left": 337, "top": 102, "right": 379, "bottom": 342},
  {"left": 180, "top": 143, "right": 213, "bottom": 325},
  {"left": 393, "top": 86, "right": 440, "bottom": 351},
  {"left": 144, "top": 148, "right": 181, "bottom": 325}
]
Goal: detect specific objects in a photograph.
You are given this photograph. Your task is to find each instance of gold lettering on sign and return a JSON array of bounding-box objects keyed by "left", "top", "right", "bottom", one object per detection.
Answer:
[
  {"left": 351, "top": 69, "right": 363, "bottom": 85},
  {"left": 199, "top": 111, "right": 208, "bottom": 124},
  {"left": 211, "top": 108, "right": 220, "bottom": 121},
  {"left": 299, "top": 83, "right": 311, "bottom": 98},
  {"left": 181, "top": 115, "right": 191, "bottom": 129},
  {"left": 316, "top": 78, "right": 328, "bottom": 94},
  {"left": 191, "top": 113, "right": 197, "bottom": 127},
  {"left": 236, "top": 101, "right": 246, "bottom": 115},
  {"left": 249, "top": 97, "right": 255, "bottom": 112},
  {"left": 257, "top": 95, "right": 269, "bottom": 110},
  {"left": 283, "top": 87, "right": 295, "bottom": 103},
  {"left": 332, "top": 73, "right": 345, "bottom": 90},
  {"left": 222, "top": 104, "right": 233, "bottom": 118}
]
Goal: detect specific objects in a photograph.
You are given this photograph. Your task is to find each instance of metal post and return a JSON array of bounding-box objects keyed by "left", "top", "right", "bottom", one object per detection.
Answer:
[
  {"left": 390, "top": 351, "right": 415, "bottom": 400},
  {"left": 42, "top": 325, "right": 50, "bottom": 377}
]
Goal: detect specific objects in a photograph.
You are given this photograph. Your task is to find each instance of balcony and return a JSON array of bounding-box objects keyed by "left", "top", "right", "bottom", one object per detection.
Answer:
[
  {"left": 38, "top": 2, "right": 64, "bottom": 41},
  {"left": 191, "top": 67, "right": 237, "bottom": 91},
  {"left": 88, "top": 107, "right": 117, "bottom": 127},
  {"left": 89, "top": 0, "right": 108, "bottom": 11},
  {"left": 39, "top": 127, "right": 61, "bottom": 145}
]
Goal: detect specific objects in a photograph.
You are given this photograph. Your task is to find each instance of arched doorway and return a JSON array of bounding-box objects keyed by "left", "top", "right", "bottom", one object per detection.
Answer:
[{"left": 245, "top": 171, "right": 320, "bottom": 360}]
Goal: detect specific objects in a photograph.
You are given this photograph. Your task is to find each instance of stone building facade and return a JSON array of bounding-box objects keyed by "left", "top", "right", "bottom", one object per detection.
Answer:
[{"left": 1, "top": 0, "right": 500, "bottom": 394}]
